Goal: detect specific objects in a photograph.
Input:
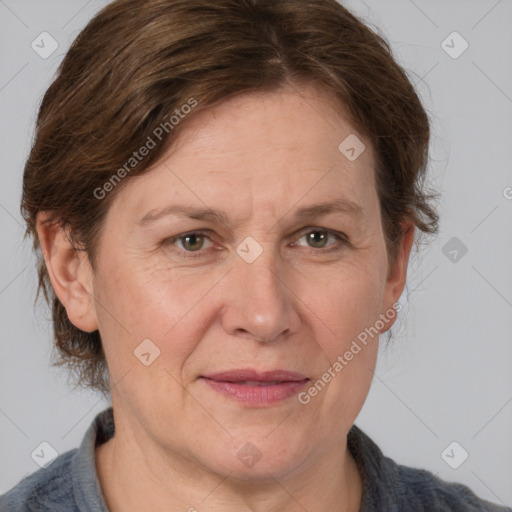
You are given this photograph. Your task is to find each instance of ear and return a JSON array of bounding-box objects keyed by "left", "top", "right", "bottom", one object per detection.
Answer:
[
  {"left": 379, "top": 221, "right": 415, "bottom": 333},
  {"left": 36, "top": 212, "right": 98, "bottom": 333}
]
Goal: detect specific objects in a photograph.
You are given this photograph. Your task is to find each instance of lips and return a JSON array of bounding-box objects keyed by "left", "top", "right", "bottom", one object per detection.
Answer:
[
  {"left": 200, "top": 369, "right": 309, "bottom": 406},
  {"left": 202, "top": 369, "right": 309, "bottom": 383}
]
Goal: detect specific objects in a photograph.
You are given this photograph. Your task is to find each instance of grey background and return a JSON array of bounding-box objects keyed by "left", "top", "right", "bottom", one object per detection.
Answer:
[{"left": 1, "top": 0, "right": 511, "bottom": 506}]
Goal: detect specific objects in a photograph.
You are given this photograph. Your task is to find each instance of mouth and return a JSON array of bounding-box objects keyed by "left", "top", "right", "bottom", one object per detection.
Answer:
[{"left": 200, "top": 369, "right": 310, "bottom": 406}]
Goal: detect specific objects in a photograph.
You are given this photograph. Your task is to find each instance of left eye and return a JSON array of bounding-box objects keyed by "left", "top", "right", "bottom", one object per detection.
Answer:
[{"left": 293, "top": 229, "right": 345, "bottom": 250}]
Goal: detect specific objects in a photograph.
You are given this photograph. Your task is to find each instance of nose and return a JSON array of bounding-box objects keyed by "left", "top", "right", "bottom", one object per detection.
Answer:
[{"left": 220, "top": 248, "right": 301, "bottom": 343}]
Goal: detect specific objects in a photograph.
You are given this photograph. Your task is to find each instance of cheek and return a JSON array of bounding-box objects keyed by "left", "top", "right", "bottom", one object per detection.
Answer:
[
  {"left": 299, "top": 272, "right": 383, "bottom": 425},
  {"left": 303, "top": 257, "right": 387, "bottom": 354},
  {"left": 93, "top": 231, "right": 388, "bottom": 380},
  {"left": 92, "top": 254, "right": 222, "bottom": 370}
]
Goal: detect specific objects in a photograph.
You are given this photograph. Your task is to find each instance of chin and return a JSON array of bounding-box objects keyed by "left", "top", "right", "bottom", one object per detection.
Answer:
[{"left": 204, "top": 432, "right": 309, "bottom": 481}]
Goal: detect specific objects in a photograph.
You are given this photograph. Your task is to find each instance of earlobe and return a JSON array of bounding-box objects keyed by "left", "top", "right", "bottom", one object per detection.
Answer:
[{"left": 36, "top": 212, "right": 98, "bottom": 333}]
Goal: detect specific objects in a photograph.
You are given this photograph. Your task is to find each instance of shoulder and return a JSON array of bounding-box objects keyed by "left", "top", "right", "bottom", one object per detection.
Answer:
[
  {"left": 392, "top": 462, "right": 511, "bottom": 511},
  {"left": 1, "top": 407, "right": 113, "bottom": 512},
  {"left": 0, "top": 449, "right": 78, "bottom": 512},
  {"left": 348, "top": 424, "right": 511, "bottom": 512}
]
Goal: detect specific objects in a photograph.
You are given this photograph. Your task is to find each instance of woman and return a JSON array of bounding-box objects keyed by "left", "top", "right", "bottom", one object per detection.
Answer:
[{"left": 1, "top": 0, "right": 509, "bottom": 510}]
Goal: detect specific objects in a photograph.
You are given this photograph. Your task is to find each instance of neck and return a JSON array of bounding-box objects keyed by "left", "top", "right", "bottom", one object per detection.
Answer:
[{"left": 95, "top": 418, "right": 363, "bottom": 512}]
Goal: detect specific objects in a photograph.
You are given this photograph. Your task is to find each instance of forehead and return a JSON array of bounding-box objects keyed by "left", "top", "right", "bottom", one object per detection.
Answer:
[
  {"left": 111, "top": 84, "right": 377, "bottom": 226},
  {"left": 172, "top": 83, "right": 368, "bottom": 167}
]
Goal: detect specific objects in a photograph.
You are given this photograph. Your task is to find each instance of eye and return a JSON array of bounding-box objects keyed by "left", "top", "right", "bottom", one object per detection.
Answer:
[
  {"left": 164, "top": 227, "right": 349, "bottom": 260},
  {"left": 168, "top": 231, "right": 214, "bottom": 254},
  {"left": 293, "top": 228, "right": 348, "bottom": 252}
]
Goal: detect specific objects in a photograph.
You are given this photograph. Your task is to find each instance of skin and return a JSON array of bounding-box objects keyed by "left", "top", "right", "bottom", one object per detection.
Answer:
[{"left": 38, "top": 82, "right": 414, "bottom": 512}]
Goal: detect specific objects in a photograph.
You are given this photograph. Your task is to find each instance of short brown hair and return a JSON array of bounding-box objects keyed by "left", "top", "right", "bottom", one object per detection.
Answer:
[{"left": 21, "top": 0, "right": 439, "bottom": 393}]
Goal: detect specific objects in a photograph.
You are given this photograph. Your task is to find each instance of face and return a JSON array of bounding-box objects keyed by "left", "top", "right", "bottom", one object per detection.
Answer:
[{"left": 87, "top": 83, "right": 410, "bottom": 480}]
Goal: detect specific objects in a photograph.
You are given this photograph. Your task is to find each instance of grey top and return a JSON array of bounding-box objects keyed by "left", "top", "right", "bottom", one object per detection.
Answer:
[{"left": 1, "top": 407, "right": 510, "bottom": 511}]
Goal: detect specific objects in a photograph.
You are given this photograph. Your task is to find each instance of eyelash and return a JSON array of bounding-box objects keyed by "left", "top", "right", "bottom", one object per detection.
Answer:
[{"left": 164, "top": 228, "right": 350, "bottom": 259}]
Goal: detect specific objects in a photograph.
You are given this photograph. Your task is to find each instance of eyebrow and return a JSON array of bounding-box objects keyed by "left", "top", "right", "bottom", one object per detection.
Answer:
[{"left": 137, "top": 198, "right": 364, "bottom": 227}]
